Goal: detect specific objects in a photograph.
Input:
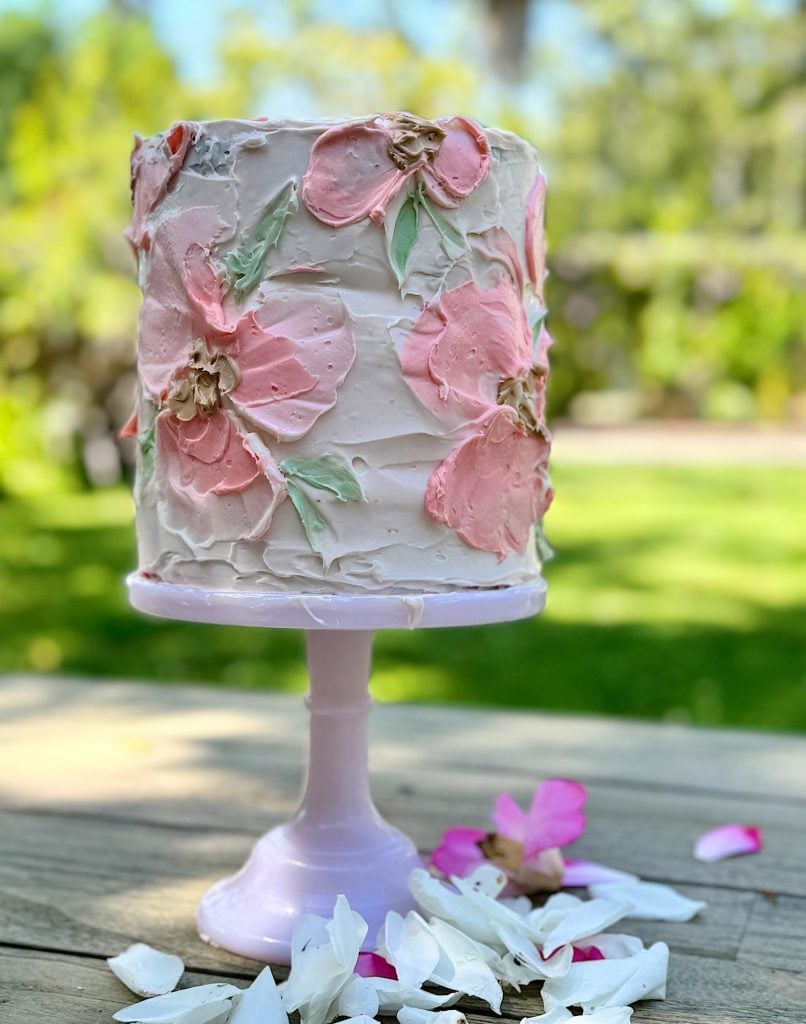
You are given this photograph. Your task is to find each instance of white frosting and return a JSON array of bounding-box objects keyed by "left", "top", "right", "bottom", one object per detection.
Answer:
[{"left": 131, "top": 116, "right": 548, "bottom": 594}]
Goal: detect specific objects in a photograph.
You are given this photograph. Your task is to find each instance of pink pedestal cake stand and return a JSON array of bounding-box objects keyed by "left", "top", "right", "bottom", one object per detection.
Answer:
[{"left": 127, "top": 573, "right": 546, "bottom": 965}]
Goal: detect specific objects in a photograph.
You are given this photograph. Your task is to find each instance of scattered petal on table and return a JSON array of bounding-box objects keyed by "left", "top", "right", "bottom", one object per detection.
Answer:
[
  {"left": 589, "top": 881, "right": 706, "bottom": 922},
  {"left": 355, "top": 952, "right": 397, "bottom": 979},
  {"left": 336, "top": 976, "right": 380, "bottom": 1019},
  {"left": 577, "top": 934, "right": 645, "bottom": 960},
  {"left": 397, "top": 1010, "right": 468, "bottom": 1024},
  {"left": 427, "top": 917, "right": 504, "bottom": 1011},
  {"left": 694, "top": 824, "right": 763, "bottom": 863},
  {"left": 368, "top": 979, "right": 460, "bottom": 1015},
  {"left": 520, "top": 1010, "right": 573, "bottom": 1024},
  {"left": 562, "top": 861, "right": 639, "bottom": 888},
  {"left": 541, "top": 942, "right": 669, "bottom": 1013},
  {"left": 378, "top": 911, "right": 440, "bottom": 989},
  {"left": 107, "top": 943, "right": 185, "bottom": 998},
  {"left": 576, "top": 1008, "right": 634, "bottom": 1023},
  {"left": 229, "top": 968, "right": 287, "bottom": 1024},
  {"left": 538, "top": 898, "right": 633, "bottom": 955},
  {"left": 113, "top": 983, "right": 241, "bottom": 1023},
  {"left": 338, "top": 1017, "right": 380, "bottom": 1024},
  {"left": 500, "top": 895, "right": 532, "bottom": 916}
]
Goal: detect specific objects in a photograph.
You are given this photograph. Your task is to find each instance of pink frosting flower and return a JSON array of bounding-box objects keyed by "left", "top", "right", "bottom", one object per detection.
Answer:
[
  {"left": 302, "top": 112, "right": 490, "bottom": 227},
  {"left": 140, "top": 206, "right": 355, "bottom": 540},
  {"left": 401, "top": 271, "right": 553, "bottom": 558},
  {"left": 429, "top": 780, "right": 588, "bottom": 895},
  {"left": 126, "top": 121, "right": 198, "bottom": 250}
]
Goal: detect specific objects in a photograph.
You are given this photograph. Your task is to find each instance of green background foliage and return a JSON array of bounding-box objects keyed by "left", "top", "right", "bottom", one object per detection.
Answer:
[{"left": 0, "top": 0, "right": 803, "bottom": 727}]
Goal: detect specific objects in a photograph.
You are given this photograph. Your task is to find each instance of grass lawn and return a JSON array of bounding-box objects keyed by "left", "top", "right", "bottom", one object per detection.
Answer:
[{"left": 1, "top": 462, "right": 804, "bottom": 730}]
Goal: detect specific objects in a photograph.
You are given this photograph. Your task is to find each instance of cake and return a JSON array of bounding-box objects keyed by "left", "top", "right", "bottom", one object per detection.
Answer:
[{"left": 123, "top": 114, "right": 553, "bottom": 595}]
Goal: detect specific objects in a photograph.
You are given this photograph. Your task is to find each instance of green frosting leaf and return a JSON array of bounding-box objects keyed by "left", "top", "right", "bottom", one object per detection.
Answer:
[
  {"left": 279, "top": 455, "right": 363, "bottom": 502},
  {"left": 224, "top": 180, "right": 298, "bottom": 300},
  {"left": 416, "top": 190, "right": 465, "bottom": 258},
  {"left": 391, "top": 193, "right": 419, "bottom": 281},
  {"left": 138, "top": 415, "right": 157, "bottom": 484},
  {"left": 285, "top": 479, "right": 327, "bottom": 552}
]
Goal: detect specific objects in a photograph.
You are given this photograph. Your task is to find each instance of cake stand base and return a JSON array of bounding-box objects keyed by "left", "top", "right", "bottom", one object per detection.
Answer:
[{"left": 127, "top": 574, "right": 546, "bottom": 964}]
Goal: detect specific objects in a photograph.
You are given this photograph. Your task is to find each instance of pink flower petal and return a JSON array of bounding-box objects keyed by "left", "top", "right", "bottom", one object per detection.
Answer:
[
  {"left": 491, "top": 794, "right": 528, "bottom": 843},
  {"left": 302, "top": 120, "right": 407, "bottom": 226},
  {"left": 524, "top": 780, "right": 587, "bottom": 859},
  {"left": 183, "top": 242, "right": 232, "bottom": 336},
  {"left": 156, "top": 411, "right": 285, "bottom": 542},
  {"left": 419, "top": 116, "right": 491, "bottom": 207},
  {"left": 401, "top": 279, "right": 532, "bottom": 423},
  {"left": 524, "top": 172, "right": 547, "bottom": 295},
  {"left": 126, "top": 122, "right": 197, "bottom": 249},
  {"left": 243, "top": 289, "right": 356, "bottom": 440},
  {"left": 425, "top": 409, "right": 552, "bottom": 559},
  {"left": 561, "top": 860, "right": 639, "bottom": 888},
  {"left": 694, "top": 824, "right": 762, "bottom": 863},
  {"left": 138, "top": 206, "right": 226, "bottom": 396},
  {"left": 354, "top": 952, "right": 397, "bottom": 980},
  {"left": 429, "top": 827, "right": 488, "bottom": 878}
]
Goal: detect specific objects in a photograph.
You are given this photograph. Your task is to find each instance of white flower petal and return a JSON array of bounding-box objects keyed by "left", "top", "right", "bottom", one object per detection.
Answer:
[
  {"left": 579, "top": 934, "right": 645, "bottom": 960},
  {"left": 327, "top": 894, "right": 369, "bottom": 969},
  {"left": 462, "top": 864, "right": 508, "bottom": 898},
  {"left": 229, "top": 968, "right": 287, "bottom": 1024},
  {"left": 113, "top": 984, "right": 240, "bottom": 1023},
  {"left": 500, "top": 895, "right": 532, "bottom": 916},
  {"left": 107, "top": 944, "right": 185, "bottom": 998},
  {"left": 427, "top": 918, "right": 503, "bottom": 1011},
  {"left": 577, "top": 1010, "right": 633, "bottom": 1023},
  {"left": 398, "top": 1011, "right": 467, "bottom": 1024},
  {"left": 520, "top": 1010, "right": 573, "bottom": 1024},
  {"left": 542, "top": 942, "right": 669, "bottom": 1013},
  {"left": 539, "top": 898, "right": 633, "bottom": 955},
  {"left": 368, "top": 980, "right": 459, "bottom": 1015},
  {"left": 590, "top": 881, "right": 706, "bottom": 922},
  {"left": 410, "top": 870, "right": 501, "bottom": 945},
  {"left": 378, "top": 911, "right": 440, "bottom": 989},
  {"left": 336, "top": 976, "right": 380, "bottom": 1020},
  {"left": 338, "top": 1017, "right": 379, "bottom": 1024}
]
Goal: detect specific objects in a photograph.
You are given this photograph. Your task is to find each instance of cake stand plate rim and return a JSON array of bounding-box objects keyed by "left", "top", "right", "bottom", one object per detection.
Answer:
[{"left": 126, "top": 572, "right": 547, "bottom": 629}]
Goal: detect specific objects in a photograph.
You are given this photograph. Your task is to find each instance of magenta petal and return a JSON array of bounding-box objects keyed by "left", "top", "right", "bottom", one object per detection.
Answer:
[
  {"left": 355, "top": 952, "right": 397, "bottom": 980},
  {"left": 302, "top": 120, "right": 406, "bottom": 226},
  {"left": 419, "top": 116, "right": 491, "bottom": 207},
  {"left": 401, "top": 278, "right": 532, "bottom": 423},
  {"left": 524, "top": 780, "right": 587, "bottom": 858},
  {"left": 561, "top": 859, "right": 638, "bottom": 887},
  {"left": 572, "top": 944, "right": 605, "bottom": 963},
  {"left": 694, "top": 824, "right": 763, "bottom": 863},
  {"left": 425, "top": 410, "right": 553, "bottom": 559},
  {"left": 492, "top": 794, "right": 529, "bottom": 843},
  {"left": 429, "top": 827, "right": 488, "bottom": 878}
]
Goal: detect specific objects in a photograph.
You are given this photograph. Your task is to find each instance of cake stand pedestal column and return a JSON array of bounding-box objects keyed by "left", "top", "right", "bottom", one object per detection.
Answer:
[{"left": 128, "top": 575, "right": 546, "bottom": 965}]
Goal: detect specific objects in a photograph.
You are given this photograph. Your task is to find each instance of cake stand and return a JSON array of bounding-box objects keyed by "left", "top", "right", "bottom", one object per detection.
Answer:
[{"left": 128, "top": 573, "right": 546, "bottom": 965}]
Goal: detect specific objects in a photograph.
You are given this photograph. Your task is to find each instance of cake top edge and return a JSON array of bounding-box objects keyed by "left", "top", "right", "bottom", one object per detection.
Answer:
[{"left": 135, "top": 113, "right": 541, "bottom": 160}]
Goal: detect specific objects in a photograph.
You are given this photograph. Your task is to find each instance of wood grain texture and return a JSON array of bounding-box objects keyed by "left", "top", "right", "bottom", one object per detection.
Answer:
[{"left": 2, "top": 675, "right": 805, "bottom": 1023}]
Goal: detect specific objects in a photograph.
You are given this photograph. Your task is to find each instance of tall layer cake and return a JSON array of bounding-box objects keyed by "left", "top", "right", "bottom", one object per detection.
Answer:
[{"left": 125, "top": 114, "right": 553, "bottom": 594}]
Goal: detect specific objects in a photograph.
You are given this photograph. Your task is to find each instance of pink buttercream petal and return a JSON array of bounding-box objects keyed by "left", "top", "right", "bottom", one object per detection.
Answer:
[
  {"left": 561, "top": 860, "right": 638, "bottom": 888},
  {"left": 355, "top": 952, "right": 397, "bottom": 980},
  {"left": 525, "top": 171, "right": 547, "bottom": 295},
  {"left": 524, "top": 779, "right": 587, "bottom": 859},
  {"left": 228, "top": 326, "right": 319, "bottom": 431},
  {"left": 425, "top": 409, "right": 553, "bottom": 558},
  {"left": 156, "top": 411, "right": 285, "bottom": 542},
  {"left": 302, "top": 120, "right": 407, "bottom": 226},
  {"left": 126, "top": 122, "right": 197, "bottom": 249},
  {"left": 183, "top": 242, "right": 231, "bottom": 336},
  {"left": 429, "top": 827, "right": 488, "bottom": 878},
  {"left": 694, "top": 824, "right": 762, "bottom": 863},
  {"left": 243, "top": 289, "right": 356, "bottom": 440},
  {"left": 492, "top": 794, "right": 529, "bottom": 843},
  {"left": 401, "top": 279, "right": 532, "bottom": 422},
  {"left": 138, "top": 206, "right": 225, "bottom": 396},
  {"left": 419, "top": 116, "right": 491, "bottom": 207}
]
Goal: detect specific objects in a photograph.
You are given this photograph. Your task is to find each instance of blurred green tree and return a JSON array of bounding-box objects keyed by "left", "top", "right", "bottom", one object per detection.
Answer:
[{"left": 0, "top": 0, "right": 803, "bottom": 494}]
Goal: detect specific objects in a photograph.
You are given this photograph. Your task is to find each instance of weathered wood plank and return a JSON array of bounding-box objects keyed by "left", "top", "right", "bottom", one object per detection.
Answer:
[
  {"left": 2, "top": 676, "right": 805, "bottom": 803},
  {"left": 3, "top": 942, "right": 806, "bottom": 1024},
  {"left": 737, "top": 893, "right": 806, "bottom": 974},
  {"left": 0, "top": 808, "right": 778, "bottom": 970}
]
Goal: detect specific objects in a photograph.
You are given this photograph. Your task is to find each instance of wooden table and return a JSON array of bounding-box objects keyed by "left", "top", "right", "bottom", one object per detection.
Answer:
[{"left": 1, "top": 675, "right": 805, "bottom": 1023}]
